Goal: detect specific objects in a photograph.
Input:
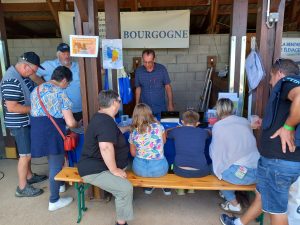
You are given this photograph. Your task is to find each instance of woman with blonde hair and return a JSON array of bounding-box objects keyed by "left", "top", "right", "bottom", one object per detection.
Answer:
[
  {"left": 129, "top": 103, "right": 170, "bottom": 195},
  {"left": 209, "top": 98, "right": 259, "bottom": 214}
]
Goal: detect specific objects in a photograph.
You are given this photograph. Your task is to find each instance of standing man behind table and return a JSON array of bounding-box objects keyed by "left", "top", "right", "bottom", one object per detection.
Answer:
[
  {"left": 0, "top": 52, "right": 48, "bottom": 197},
  {"left": 220, "top": 59, "right": 300, "bottom": 225},
  {"left": 135, "top": 49, "right": 174, "bottom": 119},
  {"left": 36, "top": 43, "right": 82, "bottom": 121}
]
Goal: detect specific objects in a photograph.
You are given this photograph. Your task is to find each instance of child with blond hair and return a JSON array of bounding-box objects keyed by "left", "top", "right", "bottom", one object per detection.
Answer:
[{"left": 129, "top": 103, "right": 171, "bottom": 195}]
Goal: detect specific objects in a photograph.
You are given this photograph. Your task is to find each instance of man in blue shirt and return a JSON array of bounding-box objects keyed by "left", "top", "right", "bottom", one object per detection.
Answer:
[
  {"left": 135, "top": 49, "right": 174, "bottom": 119},
  {"left": 36, "top": 43, "right": 82, "bottom": 120}
]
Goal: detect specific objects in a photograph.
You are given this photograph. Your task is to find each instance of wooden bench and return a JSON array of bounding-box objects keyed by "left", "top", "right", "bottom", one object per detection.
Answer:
[{"left": 55, "top": 167, "right": 263, "bottom": 224}]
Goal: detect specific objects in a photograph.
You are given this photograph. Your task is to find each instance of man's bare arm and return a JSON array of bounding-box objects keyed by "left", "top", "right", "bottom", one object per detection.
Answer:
[
  {"left": 135, "top": 87, "right": 141, "bottom": 105},
  {"left": 99, "top": 142, "right": 127, "bottom": 178},
  {"left": 6, "top": 101, "right": 30, "bottom": 114},
  {"left": 29, "top": 74, "right": 45, "bottom": 85},
  {"left": 165, "top": 84, "right": 174, "bottom": 111}
]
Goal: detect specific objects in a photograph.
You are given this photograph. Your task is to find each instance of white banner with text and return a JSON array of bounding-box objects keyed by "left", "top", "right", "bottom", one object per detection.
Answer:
[{"left": 58, "top": 10, "right": 190, "bottom": 49}]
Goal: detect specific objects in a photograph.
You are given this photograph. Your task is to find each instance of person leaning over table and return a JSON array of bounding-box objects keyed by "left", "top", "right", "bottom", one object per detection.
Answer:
[
  {"left": 0, "top": 52, "right": 47, "bottom": 198},
  {"left": 220, "top": 59, "right": 300, "bottom": 225},
  {"left": 210, "top": 98, "right": 260, "bottom": 214},
  {"left": 36, "top": 43, "right": 82, "bottom": 121},
  {"left": 77, "top": 90, "right": 133, "bottom": 225},
  {"left": 30, "top": 66, "right": 80, "bottom": 211},
  {"left": 135, "top": 49, "right": 174, "bottom": 119}
]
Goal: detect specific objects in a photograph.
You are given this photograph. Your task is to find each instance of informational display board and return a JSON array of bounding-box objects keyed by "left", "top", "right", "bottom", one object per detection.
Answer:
[{"left": 281, "top": 38, "right": 300, "bottom": 64}]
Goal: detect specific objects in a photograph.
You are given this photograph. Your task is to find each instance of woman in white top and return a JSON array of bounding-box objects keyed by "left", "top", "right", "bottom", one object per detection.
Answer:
[{"left": 209, "top": 98, "right": 259, "bottom": 213}]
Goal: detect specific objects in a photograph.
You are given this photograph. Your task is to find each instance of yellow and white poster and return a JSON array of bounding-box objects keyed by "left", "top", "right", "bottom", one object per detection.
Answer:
[{"left": 70, "top": 35, "right": 99, "bottom": 57}]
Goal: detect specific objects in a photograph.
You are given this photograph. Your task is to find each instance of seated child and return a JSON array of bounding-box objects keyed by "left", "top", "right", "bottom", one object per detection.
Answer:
[
  {"left": 167, "top": 110, "right": 210, "bottom": 195},
  {"left": 129, "top": 103, "right": 171, "bottom": 195}
]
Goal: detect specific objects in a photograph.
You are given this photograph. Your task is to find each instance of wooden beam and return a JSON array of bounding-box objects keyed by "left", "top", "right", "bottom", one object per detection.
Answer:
[
  {"left": 208, "top": 0, "right": 218, "bottom": 34},
  {"left": 218, "top": 7, "right": 256, "bottom": 15},
  {"left": 74, "top": 0, "right": 88, "bottom": 22},
  {"left": 190, "top": 9, "right": 209, "bottom": 15},
  {"left": 131, "top": 0, "right": 138, "bottom": 11},
  {"left": 46, "top": 0, "right": 60, "bottom": 29},
  {"left": 104, "top": 0, "right": 121, "bottom": 38},
  {"left": 5, "top": 15, "right": 53, "bottom": 22},
  {"left": 138, "top": 0, "right": 210, "bottom": 8},
  {"left": 2, "top": 2, "right": 63, "bottom": 12}
]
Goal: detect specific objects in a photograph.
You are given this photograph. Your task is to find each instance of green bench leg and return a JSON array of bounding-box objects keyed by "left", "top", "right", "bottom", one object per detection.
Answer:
[
  {"left": 256, "top": 213, "right": 264, "bottom": 225},
  {"left": 75, "top": 182, "right": 90, "bottom": 223}
]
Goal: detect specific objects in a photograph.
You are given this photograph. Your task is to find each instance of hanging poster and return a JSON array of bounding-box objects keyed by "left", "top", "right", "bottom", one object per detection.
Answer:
[
  {"left": 102, "top": 39, "right": 123, "bottom": 69},
  {"left": 70, "top": 35, "right": 99, "bottom": 57}
]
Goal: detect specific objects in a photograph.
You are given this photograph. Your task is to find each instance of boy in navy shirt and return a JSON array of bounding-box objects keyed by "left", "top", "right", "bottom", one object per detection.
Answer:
[{"left": 167, "top": 110, "right": 210, "bottom": 195}]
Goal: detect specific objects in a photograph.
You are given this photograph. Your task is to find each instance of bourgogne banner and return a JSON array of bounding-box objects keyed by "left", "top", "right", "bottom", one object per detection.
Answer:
[{"left": 58, "top": 10, "right": 190, "bottom": 49}]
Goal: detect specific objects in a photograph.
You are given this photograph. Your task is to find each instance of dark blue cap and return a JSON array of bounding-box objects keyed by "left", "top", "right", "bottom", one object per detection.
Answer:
[
  {"left": 20, "top": 52, "right": 44, "bottom": 70},
  {"left": 57, "top": 43, "right": 70, "bottom": 52}
]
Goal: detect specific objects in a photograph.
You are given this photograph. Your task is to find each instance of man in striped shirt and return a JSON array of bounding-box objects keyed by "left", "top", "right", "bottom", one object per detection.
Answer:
[{"left": 0, "top": 52, "right": 47, "bottom": 197}]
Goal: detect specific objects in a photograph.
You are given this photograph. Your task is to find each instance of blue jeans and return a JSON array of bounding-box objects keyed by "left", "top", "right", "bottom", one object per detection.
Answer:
[
  {"left": 48, "top": 154, "right": 65, "bottom": 203},
  {"left": 256, "top": 156, "right": 300, "bottom": 214},
  {"left": 132, "top": 157, "right": 168, "bottom": 177},
  {"left": 9, "top": 126, "right": 31, "bottom": 156},
  {"left": 221, "top": 164, "right": 257, "bottom": 201}
]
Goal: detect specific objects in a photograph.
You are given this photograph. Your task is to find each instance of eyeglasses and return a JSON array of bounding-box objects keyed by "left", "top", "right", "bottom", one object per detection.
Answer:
[
  {"left": 143, "top": 61, "right": 154, "bottom": 65},
  {"left": 26, "top": 64, "right": 37, "bottom": 74},
  {"left": 274, "top": 58, "right": 282, "bottom": 72}
]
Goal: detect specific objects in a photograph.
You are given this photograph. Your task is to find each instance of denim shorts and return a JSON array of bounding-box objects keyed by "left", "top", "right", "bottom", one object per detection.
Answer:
[
  {"left": 9, "top": 126, "right": 31, "bottom": 157},
  {"left": 256, "top": 156, "right": 300, "bottom": 214},
  {"left": 132, "top": 157, "right": 168, "bottom": 177}
]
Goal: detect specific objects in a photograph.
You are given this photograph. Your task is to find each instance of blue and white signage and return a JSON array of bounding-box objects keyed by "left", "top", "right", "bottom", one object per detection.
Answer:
[{"left": 281, "top": 38, "right": 300, "bottom": 64}]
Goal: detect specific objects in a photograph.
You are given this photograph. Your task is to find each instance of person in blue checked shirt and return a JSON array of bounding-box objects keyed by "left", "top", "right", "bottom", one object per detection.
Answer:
[
  {"left": 36, "top": 43, "right": 82, "bottom": 121},
  {"left": 135, "top": 49, "right": 174, "bottom": 119}
]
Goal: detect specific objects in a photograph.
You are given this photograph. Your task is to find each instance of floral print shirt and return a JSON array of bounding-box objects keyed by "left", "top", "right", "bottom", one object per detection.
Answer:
[
  {"left": 129, "top": 122, "right": 165, "bottom": 160},
  {"left": 30, "top": 82, "right": 72, "bottom": 118}
]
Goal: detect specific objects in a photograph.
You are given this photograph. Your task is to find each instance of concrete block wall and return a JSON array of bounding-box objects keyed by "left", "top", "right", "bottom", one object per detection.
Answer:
[
  {"left": 7, "top": 38, "right": 62, "bottom": 65},
  {"left": 123, "top": 34, "right": 230, "bottom": 111},
  {"left": 7, "top": 34, "right": 230, "bottom": 111}
]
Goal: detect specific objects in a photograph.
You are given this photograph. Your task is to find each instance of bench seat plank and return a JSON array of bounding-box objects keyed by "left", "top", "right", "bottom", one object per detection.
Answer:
[
  {"left": 127, "top": 171, "right": 256, "bottom": 191},
  {"left": 55, "top": 167, "right": 83, "bottom": 183}
]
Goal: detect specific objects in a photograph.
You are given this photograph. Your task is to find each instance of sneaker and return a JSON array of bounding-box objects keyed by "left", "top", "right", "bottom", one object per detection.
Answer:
[
  {"left": 220, "top": 201, "right": 242, "bottom": 214},
  {"left": 175, "top": 189, "right": 185, "bottom": 195},
  {"left": 187, "top": 189, "right": 195, "bottom": 194},
  {"left": 59, "top": 184, "right": 66, "bottom": 193},
  {"left": 220, "top": 214, "right": 237, "bottom": 225},
  {"left": 15, "top": 184, "right": 44, "bottom": 197},
  {"left": 27, "top": 173, "right": 48, "bottom": 185},
  {"left": 162, "top": 188, "right": 171, "bottom": 196},
  {"left": 144, "top": 187, "right": 155, "bottom": 195},
  {"left": 48, "top": 197, "right": 73, "bottom": 211}
]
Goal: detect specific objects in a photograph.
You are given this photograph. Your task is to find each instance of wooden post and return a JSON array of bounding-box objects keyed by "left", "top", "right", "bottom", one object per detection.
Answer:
[
  {"left": 252, "top": 0, "right": 286, "bottom": 118},
  {"left": 229, "top": 0, "right": 248, "bottom": 93},
  {"left": 251, "top": 0, "right": 285, "bottom": 144},
  {"left": 104, "top": 0, "right": 120, "bottom": 92},
  {"left": 74, "top": 0, "right": 103, "bottom": 199},
  {"left": 0, "top": 1, "right": 17, "bottom": 158}
]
